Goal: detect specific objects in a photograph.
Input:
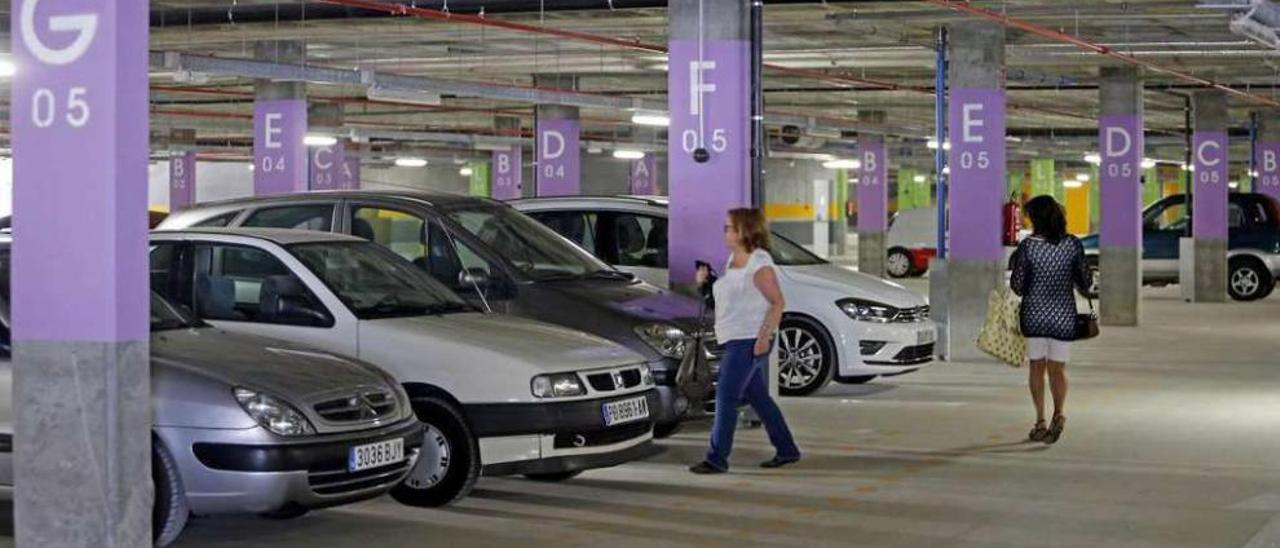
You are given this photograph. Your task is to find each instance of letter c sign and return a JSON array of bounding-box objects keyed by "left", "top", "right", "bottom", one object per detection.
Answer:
[{"left": 20, "top": 0, "right": 99, "bottom": 66}]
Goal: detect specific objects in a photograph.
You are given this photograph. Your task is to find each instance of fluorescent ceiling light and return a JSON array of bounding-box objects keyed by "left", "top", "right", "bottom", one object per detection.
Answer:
[
  {"left": 1064, "top": 180, "right": 1084, "bottom": 189},
  {"left": 1075, "top": 173, "right": 1091, "bottom": 182},
  {"left": 1141, "top": 158, "right": 1157, "bottom": 169},
  {"left": 1084, "top": 153, "right": 1102, "bottom": 165},
  {"left": 247, "top": 164, "right": 255, "bottom": 172},
  {"left": 926, "top": 139, "right": 951, "bottom": 151},
  {"left": 631, "top": 113, "right": 670, "bottom": 127},
  {"left": 366, "top": 85, "right": 443, "bottom": 107},
  {"left": 613, "top": 150, "right": 646, "bottom": 160},
  {"left": 395, "top": 157, "right": 428, "bottom": 168},
  {"left": 304, "top": 134, "right": 338, "bottom": 147},
  {"left": 460, "top": 167, "right": 474, "bottom": 176},
  {"left": 0, "top": 59, "right": 18, "bottom": 78},
  {"left": 913, "top": 175, "right": 927, "bottom": 183},
  {"left": 587, "top": 146, "right": 604, "bottom": 154},
  {"left": 1229, "top": 181, "right": 1240, "bottom": 189},
  {"left": 822, "top": 159, "right": 861, "bottom": 170}
]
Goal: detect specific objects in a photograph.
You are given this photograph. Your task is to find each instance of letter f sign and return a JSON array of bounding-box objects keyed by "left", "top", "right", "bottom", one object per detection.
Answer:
[{"left": 689, "top": 60, "right": 718, "bottom": 116}]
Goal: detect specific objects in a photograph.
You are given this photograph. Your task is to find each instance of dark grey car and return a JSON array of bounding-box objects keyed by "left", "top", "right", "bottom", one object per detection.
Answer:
[{"left": 159, "top": 191, "right": 715, "bottom": 436}]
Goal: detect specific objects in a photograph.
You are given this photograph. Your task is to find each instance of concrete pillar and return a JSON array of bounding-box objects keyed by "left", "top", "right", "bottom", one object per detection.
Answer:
[
  {"left": 253, "top": 41, "right": 308, "bottom": 195},
  {"left": 857, "top": 112, "right": 889, "bottom": 278},
  {"left": 1255, "top": 115, "right": 1280, "bottom": 202},
  {"left": 1098, "top": 66, "right": 1144, "bottom": 325},
  {"left": 169, "top": 129, "right": 197, "bottom": 211},
  {"left": 11, "top": 2, "right": 152, "bottom": 545},
  {"left": 307, "top": 103, "right": 350, "bottom": 191},
  {"left": 935, "top": 21, "right": 1006, "bottom": 362},
  {"left": 491, "top": 116, "right": 525, "bottom": 200},
  {"left": 668, "top": 0, "right": 750, "bottom": 287},
  {"left": 1188, "top": 90, "right": 1229, "bottom": 302},
  {"left": 534, "top": 75, "right": 581, "bottom": 196}
]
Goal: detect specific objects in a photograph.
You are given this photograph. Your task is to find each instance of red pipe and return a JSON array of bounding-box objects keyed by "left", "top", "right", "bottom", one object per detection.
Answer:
[{"left": 922, "top": 0, "right": 1280, "bottom": 109}]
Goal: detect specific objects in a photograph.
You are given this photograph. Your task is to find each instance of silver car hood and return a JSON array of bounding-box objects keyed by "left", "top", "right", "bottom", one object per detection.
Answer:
[
  {"left": 781, "top": 264, "right": 927, "bottom": 309},
  {"left": 152, "top": 327, "right": 392, "bottom": 401}
]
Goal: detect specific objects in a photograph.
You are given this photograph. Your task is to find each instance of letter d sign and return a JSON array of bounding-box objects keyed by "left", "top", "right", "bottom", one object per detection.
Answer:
[{"left": 1105, "top": 126, "right": 1131, "bottom": 158}]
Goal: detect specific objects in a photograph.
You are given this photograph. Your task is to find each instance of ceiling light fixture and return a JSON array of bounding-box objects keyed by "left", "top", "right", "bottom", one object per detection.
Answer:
[
  {"left": 366, "top": 85, "right": 443, "bottom": 107},
  {"left": 913, "top": 174, "right": 927, "bottom": 183},
  {"left": 631, "top": 113, "right": 671, "bottom": 127},
  {"left": 613, "top": 150, "right": 646, "bottom": 160},
  {"left": 926, "top": 139, "right": 951, "bottom": 151},
  {"left": 460, "top": 167, "right": 474, "bottom": 177},
  {"left": 1141, "top": 158, "right": 1157, "bottom": 169},
  {"left": 1064, "top": 180, "right": 1084, "bottom": 189},
  {"left": 303, "top": 134, "right": 338, "bottom": 147},
  {"left": 395, "top": 157, "right": 428, "bottom": 168},
  {"left": 822, "top": 159, "right": 861, "bottom": 170},
  {"left": 1076, "top": 173, "right": 1091, "bottom": 182},
  {"left": 0, "top": 59, "right": 18, "bottom": 78},
  {"left": 1083, "top": 153, "right": 1102, "bottom": 165}
]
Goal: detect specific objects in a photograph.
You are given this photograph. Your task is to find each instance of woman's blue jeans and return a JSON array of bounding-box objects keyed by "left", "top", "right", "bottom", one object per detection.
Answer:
[{"left": 705, "top": 339, "right": 801, "bottom": 471}]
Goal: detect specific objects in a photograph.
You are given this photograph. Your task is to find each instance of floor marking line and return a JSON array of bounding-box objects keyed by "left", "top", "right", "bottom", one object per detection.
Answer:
[{"left": 1243, "top": 512, "right": 1280, "bottom": 548}]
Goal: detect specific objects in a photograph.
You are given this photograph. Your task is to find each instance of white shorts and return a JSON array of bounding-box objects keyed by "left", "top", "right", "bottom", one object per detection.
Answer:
[{"left": 1026, "top": 338, "right": 1071, "bottom": 363}]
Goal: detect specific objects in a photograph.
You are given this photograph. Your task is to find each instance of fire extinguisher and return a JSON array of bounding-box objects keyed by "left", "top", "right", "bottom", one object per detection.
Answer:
[{"left": 1002, "top": 195, "right": 1022, "bottom": 246}]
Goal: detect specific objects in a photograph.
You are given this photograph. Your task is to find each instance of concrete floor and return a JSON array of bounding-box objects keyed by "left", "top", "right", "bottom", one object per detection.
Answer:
[{"left": 4, "top": 285, "right": 1279, "bottom": 547}]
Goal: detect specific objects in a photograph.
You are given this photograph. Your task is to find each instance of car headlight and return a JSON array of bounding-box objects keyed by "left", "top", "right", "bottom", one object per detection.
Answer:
[
  {"left": 531, "top": 373, "right": 586, "bottom": 398},
  {"left": 634, "top": 323, "right": 689, "bottom": 359},
  {"left": 233, "top": 387, "right": 316, "bottom": 436},
  {"left": 837, "top": 298, "right": 899, "bottom": 323},
  {"left": 640, "top": 366, "right": 655, "bottom": 387}
]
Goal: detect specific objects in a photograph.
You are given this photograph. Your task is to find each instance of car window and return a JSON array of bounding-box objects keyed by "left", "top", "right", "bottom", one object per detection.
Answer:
[
  {"left": 149, "top": 243, "right": 184, "bottom": 305},
  {"left": 288, "top": 242, "right": 469, "bottom": 320},
  {"left": 351, "top": 206, "right": 428, "bottom": 263},
  {"left": 770, "top": 232, "right": 827, "bottom": 266},
  {"left": 191, "top": 212, "right": 240, "bottom": 228},
  {"left": 242, "top": 205, "right": 334, "bottom": 232},
  {"left": 1147, "top": 202, "right": 1188, "bottom": 231},
  {"left": 611, "top": 213, "right": 667, "bottom": 268},
  {"left": 528, "top": 211, "right": 597, "bottom": 252},
  {"left": 191, "top": 243, "right": 331, "bottom": 326},
  {"left": 446, "top": 205, "right": 609, "bottom": 280},
  {"left": 1233, "top": 201, "right": 1268, "bottom": 228}
]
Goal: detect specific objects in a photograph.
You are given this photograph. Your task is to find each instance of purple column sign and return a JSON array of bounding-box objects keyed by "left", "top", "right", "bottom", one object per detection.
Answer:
[
  {"left": 492, "top": 146, "right": 523, "bottom": 200},
  {"left": 857, "top": 142, "right": 887, "bottom": 232},
  {"left": 12, "top": 0, "right": 149, "bottom": 342},
  {"left": 1256, "top": 141, "right": 1280, "bottom": 202},
  {"left": 668, "top": 39, "right": 750, "bottom": 284},
  {"left": 947, "top": 88, "right": 1007, "bottom": 261},
  {"left": 253, "top": 99, "right": 308, "bottom": 195},
  {"left": 170, "top": 151, "right": 196, "bottom": 211},
  {"left": 630, "top": 154, "right": 659, "bottom": 195},
  {"left": 1099, "top": 115, "right": 1143, "bottom": 248},
  {"left": 308, "top": 140, "right": 345, "bottom": 191},
  {"left": 536, "top": 120, "right": 580, "bottom": 196},
  {"left": 1193, "top": 131, "right": 1229, "bottom": 240},
  {"left": 340, "top": 148, "right": 361, "bottom": 190}
]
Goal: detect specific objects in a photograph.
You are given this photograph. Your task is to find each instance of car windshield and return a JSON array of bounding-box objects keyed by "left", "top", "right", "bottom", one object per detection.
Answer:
[
  {"left": 770, "top": 232, "right": 827, "bottom": 266},
  {"left": 288, "top": 241, "right": 472, "bottom": 320},
  {"left": 445, "top": 205, "right": 614, "bottom": 281}
]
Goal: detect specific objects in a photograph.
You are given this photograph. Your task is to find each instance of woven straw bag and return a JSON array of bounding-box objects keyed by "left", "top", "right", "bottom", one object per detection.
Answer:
[{"left": 977, "top": 289, "right": 1026, "bottom": 367}]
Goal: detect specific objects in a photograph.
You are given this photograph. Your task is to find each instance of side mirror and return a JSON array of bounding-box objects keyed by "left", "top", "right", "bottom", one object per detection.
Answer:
[
  {"left": 275, "top": 295, "right": 332, "bottom": 327},
  {"left": 458, "top": 268, "right": 491, "bottom": 288}
]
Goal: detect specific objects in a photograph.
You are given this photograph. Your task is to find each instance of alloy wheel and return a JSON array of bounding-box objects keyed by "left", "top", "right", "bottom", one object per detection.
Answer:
[
  {"left": 886, "top": 252, "right": 912, "bottom": 278},
  {"left": 405, "top": 424, "right": 452, "bottom": 490},
  {"left": 1232, "top": 268, "right": 1261, "bottom": 298},
  {"left": 778, "top": 326, "right": 825, "bottom": 390}
]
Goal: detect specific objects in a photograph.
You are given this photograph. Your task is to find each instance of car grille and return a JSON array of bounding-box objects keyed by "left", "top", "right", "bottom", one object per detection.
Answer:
[
  {"left": 586, "top": 369, "right": 644, "bottom": 392},
  {"left": 892, "top": 343, "right": 935, "bottom": 363},
  {"left": 553, "top": 422, "right": 651, "bottom": 449},
  {"left": 313, "top": 390, "right": 398, "bottom": 424},
  {"left": 893, "top": 306, "right": 931, "bottom": 323},
  {"left": 308, "top": 460, "right": 412, "bottom": 496}
]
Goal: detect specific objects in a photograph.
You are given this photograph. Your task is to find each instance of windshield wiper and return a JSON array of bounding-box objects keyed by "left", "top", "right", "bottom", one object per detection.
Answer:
[{"left": 585, "top": 269, "right": 634, "bottom": 281}]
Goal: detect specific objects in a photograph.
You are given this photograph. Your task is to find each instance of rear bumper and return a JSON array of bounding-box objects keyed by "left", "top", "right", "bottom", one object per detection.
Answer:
[{"left": 159, "top": 417, "right": 423, "bottom": 515}]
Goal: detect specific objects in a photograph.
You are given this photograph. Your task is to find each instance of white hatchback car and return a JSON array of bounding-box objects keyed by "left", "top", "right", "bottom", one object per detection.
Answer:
[
  {"left": 511, "top": 196, "right": 937, "bottom": 396},
  {"left": 150, "top": 228, "right": 659, "bottom": 506}
]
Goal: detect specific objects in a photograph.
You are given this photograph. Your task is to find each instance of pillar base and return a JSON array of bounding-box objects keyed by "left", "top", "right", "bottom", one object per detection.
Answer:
[
  {"left": 857, "top": 231, "right": 886, "bottom": 278},
  {"left": 15, "top": 341, "right": 152, "bottom": 548},
  {"left": 1100, "top": 246, "right": 1141, "bottom": 326},
  {"left": 930, "top": 258, "right": 1003, "bottom": 362},
  {"left": 1180, "top": 237, "right": 1227, "bottom": 302}
]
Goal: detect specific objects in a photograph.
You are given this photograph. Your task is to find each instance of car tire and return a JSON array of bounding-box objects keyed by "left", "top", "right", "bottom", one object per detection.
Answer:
[
  {"left": 523, "top": 471, "right": 583, "bottom": 482},
  {"left": 777, "top": 317, "right": 835, "bottom": 397},
  {"left": 152, "top": 439, "right": 190, "bottom": 548},
  {"left": 834, "top": 375, "right": 876, "bottom": 385},
  {"left": 652, "top": 421, "right": 682, "bottom": 439},
  {"left": 392, "top": 397, "right": 481, "bottom": 507},
  {"left": 886, "top": 248, "right": 914, "bottom": 279},
  {"left": 1085, "top": 256, "right": 1101, "bottom": 299},
  {"left": 1228, "top": 258, "right": 1275, "bottom": 302}
]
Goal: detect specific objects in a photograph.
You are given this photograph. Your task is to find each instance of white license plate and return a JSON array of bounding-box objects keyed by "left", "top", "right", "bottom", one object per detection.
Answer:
[
  {"left": 348, "top": 438, "right": 405, "bottom": 472},
  {"left": 917, "top": 328, "right": 937, "bottom": 345},
  {"left": 602, "top": 396, "right": 650, "bottom": 427}
]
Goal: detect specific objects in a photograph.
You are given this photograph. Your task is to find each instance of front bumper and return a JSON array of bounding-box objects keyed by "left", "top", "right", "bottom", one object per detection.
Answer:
[
  {"left": 465, "top": 390, "right": 660, "bottom": 475},
  {"left": 837, "top": 319, "right": 937, "bottom": 378},
  {"left": 158, "top": 417, "right": 423, "bottom": 515}
]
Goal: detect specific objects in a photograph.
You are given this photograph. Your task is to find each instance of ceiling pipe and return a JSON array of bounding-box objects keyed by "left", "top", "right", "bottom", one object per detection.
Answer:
[{"left": 921, "top": 0, "right": 1280, "bottom": 110}]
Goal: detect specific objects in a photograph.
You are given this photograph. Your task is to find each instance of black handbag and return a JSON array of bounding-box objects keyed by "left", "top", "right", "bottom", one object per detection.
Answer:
[
  {"left": 675, "top": 269, "right": 716, "bottom": 409},
  {"left": 1074, "top": 299, "right": 1100, "bottom": 341}
]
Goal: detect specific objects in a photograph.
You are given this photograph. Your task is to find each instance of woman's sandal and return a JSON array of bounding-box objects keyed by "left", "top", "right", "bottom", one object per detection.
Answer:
[
  {"left": 1028, "top": 420, "right": 1049, "bottom": 442},
  {"left": 1044, "top": 415, "right": 1067, "bottom": 444}
]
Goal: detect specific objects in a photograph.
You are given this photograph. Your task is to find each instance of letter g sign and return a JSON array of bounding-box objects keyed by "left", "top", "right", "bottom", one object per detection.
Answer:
[{"left": 20, "top": 0, "right": 98, "bottom": 66}]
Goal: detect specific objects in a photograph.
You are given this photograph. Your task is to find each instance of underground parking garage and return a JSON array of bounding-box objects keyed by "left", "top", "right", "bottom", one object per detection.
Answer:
[{"left": 2, "top": 1, "right": 1280, "bottom": 546}]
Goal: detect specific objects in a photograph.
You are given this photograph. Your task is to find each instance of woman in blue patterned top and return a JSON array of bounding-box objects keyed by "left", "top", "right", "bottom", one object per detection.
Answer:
[{"left": 1010, "top": 196, "right": 1090, "bottom": 445}]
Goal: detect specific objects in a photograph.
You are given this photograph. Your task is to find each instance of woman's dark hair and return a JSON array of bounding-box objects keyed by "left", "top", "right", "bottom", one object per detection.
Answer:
[{"left": 1024, "top": 195, "right": 1068, "bottom": 243}]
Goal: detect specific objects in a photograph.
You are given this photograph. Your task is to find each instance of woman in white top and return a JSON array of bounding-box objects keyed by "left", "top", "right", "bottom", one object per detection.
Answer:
[{"left": 689, "top": 208, "right": 801, "bottom": 474}]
